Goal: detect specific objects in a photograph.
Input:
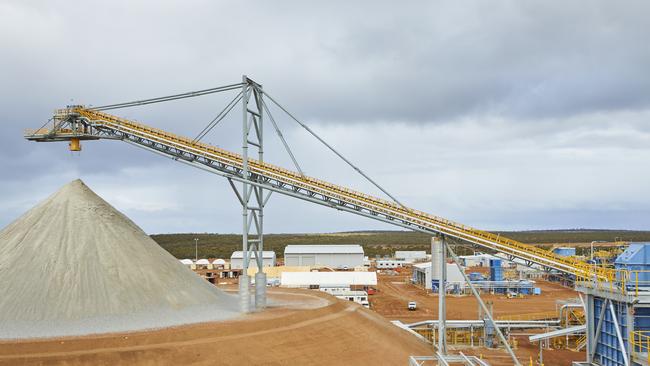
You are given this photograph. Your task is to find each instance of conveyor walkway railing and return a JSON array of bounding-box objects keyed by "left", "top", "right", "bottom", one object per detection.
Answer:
[
  {"left": 25, "top": 106, "right": 616, "bottom": 281},
  {"left": 630, "top": 331, "right": 650, "bottom": 364}
]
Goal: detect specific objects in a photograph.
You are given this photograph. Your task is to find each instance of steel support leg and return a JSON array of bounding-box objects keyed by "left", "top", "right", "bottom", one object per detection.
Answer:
[
  {"left": 239, "top": 75, "right": 251, "bottom": 313},
  {"left": 446, "top": 243, "right": 522, "bottom": 366},
  {"left": 434, "top": 235, "right": 447, "bottom": 355},
  {"left": 253, "top": 80, "right": 266, "bottom": 310},
  {"left": 238, "top": 75, "right": 267, "bottom": 313}
]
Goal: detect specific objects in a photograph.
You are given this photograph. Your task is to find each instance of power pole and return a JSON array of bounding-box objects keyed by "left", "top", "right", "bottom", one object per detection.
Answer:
[{"left": 194, "top": 238, "right": 198, "bottom": 261}]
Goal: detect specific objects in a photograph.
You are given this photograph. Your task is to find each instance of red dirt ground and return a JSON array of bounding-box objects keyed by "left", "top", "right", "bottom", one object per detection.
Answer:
[
  {"left": 0, "top": 270, "right": 588, "bottom": 366},
  {"left": 0, "top": 288, "right": 430, "bottom": 366},
  {"left": 372, "top": 269, "right": 579, "bottom": 322}
]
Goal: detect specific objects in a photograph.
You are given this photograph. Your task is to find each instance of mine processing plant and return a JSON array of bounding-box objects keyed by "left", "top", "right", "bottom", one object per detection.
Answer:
[{"left": 25, "top": 76, "right": 650, "bottom": 366}]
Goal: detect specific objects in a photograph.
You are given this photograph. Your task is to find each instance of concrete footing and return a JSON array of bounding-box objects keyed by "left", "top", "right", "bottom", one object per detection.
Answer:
[
  {"left": 255, "top": 272, "right": 267, "bottom": 310},
  {"left": 239, "top": 274, "right": 250, "bottom": 313}
]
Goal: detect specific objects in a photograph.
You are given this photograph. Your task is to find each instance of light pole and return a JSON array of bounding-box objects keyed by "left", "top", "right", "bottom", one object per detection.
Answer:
[
  {"left": 194, "top": 238, "right": 199, "bottom": 261},
  {"left": 590, "top": 240, "right": 606, "bottom": 262}
]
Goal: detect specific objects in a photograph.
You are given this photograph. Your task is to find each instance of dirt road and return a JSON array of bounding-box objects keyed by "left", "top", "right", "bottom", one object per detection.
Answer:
[{"left": 0, "top": 289, "right": 431, "bottom": 366}]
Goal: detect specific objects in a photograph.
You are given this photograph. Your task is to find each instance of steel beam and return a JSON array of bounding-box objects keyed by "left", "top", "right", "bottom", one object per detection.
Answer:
[
  {"left": 609, "top": 301, "right": 630, "bottom": 366},
  {"left": 436, "top": 235, "right": 447, "bottom": 355}
]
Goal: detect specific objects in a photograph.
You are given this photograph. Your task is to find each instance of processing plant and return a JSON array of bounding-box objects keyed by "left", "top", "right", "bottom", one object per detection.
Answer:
[{"left": 19, "top": 76, "right": 650, "bottom": 366}]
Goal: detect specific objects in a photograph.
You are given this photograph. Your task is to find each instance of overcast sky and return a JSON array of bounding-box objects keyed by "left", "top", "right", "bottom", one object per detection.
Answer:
[{"left": 1, "top": 1, "right": 649, "bottom": 234}]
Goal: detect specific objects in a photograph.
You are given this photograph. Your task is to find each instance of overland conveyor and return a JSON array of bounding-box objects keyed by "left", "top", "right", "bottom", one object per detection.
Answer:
[{"left": 25, "top": 106, "right": 614, "bottom": 281}]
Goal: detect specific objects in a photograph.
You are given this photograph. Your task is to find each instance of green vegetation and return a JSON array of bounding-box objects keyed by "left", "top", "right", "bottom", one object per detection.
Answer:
[{"left": 151, "top": 230, "right": 650, "bottom": 259}]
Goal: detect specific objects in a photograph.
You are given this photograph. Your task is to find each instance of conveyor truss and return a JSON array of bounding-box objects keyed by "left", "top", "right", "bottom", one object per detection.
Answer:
[{"left": 24, "top": 81, "right": 616, "bottom": 283}]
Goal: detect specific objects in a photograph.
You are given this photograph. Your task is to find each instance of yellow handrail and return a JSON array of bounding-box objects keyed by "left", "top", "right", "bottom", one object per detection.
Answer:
[{"left": 630, "top": 331, "right": 650, "bottom": 363}]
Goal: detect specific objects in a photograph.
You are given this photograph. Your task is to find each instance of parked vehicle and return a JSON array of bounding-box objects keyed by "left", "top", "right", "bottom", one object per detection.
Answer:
[
  {"left": 408, "top": 301, "right": 417, "bottom": 311},
  {"left": 506, "top": 291, "right": 523, "bottom": 299}
]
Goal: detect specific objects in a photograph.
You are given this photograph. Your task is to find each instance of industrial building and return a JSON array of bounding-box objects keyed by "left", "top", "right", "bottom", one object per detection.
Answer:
[
  {"left": 459, "top": 253, "right": 500, "bottom": 267},
  {"left": 280, "top": 271, "right": 377, "bottom": 290},
  {"left": 412, "top": 262, "right": 465, "bottom": 291},
  {"left": 284, "top": 244, "right": 364, "bottom": 269},
  {"left": 230, "top": 251, "right": 276, "bottom": 269}
]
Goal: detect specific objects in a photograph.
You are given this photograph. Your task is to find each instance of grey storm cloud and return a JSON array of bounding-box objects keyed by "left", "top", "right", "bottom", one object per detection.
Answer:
[{"left": 1, "top": 0, "right": 649, "bottom": 233}]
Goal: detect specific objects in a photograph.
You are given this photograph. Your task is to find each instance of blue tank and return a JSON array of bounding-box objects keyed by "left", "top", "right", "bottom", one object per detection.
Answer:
[{"left": 552, "top": 247, "right": 576, "bottom": 257}]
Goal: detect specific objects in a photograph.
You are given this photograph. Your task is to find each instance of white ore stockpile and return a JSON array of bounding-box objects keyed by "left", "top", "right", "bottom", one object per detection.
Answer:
[{"left": 0, "top": 179, "right": 239, "bottom": 339}]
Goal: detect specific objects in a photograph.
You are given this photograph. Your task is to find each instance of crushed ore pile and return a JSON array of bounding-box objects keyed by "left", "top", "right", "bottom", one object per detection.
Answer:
[{"left": 0, "top": 179, "right": 239, "bottom": 339}]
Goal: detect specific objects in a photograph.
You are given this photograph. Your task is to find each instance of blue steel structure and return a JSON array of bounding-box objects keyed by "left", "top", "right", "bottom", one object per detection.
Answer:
[
  {"left": 616, "top": 244, "right": 650, "bottom": 283},
  {"left": 576, "top": 243, "right": 650, "bottom": 366},
  {"left": 489, "top": 259, "right": 503, "bottom": 281}
]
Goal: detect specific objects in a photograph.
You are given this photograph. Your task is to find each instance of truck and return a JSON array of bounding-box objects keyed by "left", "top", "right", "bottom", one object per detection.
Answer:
[{"left": 408, "top": 301, "right": 417, "bottom": 311}]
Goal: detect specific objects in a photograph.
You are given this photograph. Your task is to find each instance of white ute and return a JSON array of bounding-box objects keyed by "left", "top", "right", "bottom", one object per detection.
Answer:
[{"left": 407, "top": 301, "right": 417, "bottom": 311}]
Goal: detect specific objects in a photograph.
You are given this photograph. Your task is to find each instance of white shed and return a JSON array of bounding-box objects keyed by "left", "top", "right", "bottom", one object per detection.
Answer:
[
  {"left": 211, "top": 258, "right": 226, "bottom": 268},
  {"left": 195, "top": 258, "right": 210, "bottom": 269},
  {"left": 284, "top": 244, "right": 364, "bottom": 269},
  {"left": 230, "top": 251, "right": 276, "bottom": 269}
]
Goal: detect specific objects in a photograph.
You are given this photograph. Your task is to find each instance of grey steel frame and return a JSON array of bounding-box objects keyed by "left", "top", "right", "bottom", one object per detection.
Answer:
[{"left": 235, "top": 76, "right": 268, "bottom": 312}]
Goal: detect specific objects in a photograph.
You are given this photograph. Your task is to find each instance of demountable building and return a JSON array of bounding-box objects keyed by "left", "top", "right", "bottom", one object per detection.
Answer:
[{"left": 0, "top": 179, "right": 239, "bottom": 339}]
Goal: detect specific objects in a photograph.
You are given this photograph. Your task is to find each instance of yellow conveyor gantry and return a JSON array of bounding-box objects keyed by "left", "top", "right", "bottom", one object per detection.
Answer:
[{"left": 25, "top": 106, "right": 614, "bottom": 281}]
